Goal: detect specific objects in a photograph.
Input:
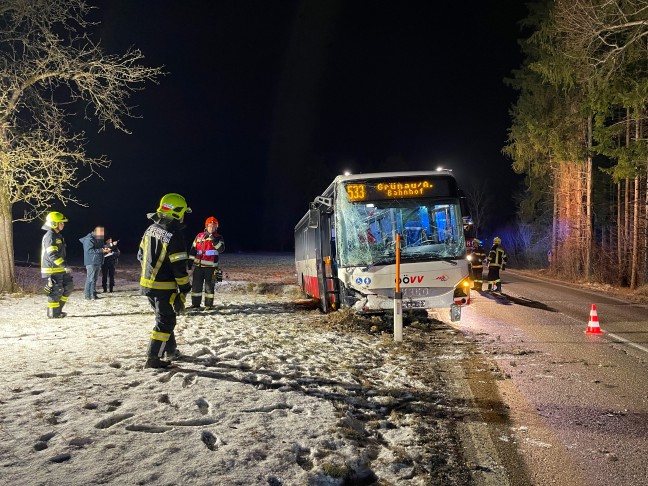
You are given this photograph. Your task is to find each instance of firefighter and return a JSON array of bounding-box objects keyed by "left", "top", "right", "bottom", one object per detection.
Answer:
[
  {"left": 469, "top": 239, "right": 487, "bottom": 290},
  {"left": 188, "top": 216, "right": 225, "bottom": 310},
  {"left": 40, "top": 212, "right": 74, "bottom": 318},
  {"left": 486, "top": 236, "right": 507, "bottom": 292},
  {"left": 138, "top": 193, "right": 192, "bottom": 369}
]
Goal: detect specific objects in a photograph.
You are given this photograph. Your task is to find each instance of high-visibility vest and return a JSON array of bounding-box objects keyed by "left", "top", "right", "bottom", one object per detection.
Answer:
[{"left": 189, "top": 231, "right": 225, "bottom": 267}]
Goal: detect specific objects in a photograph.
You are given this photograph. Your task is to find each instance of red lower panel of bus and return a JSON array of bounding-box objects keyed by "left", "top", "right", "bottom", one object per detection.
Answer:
[{"left": 303, "top": 275, "right": 320, "bottom": 299}]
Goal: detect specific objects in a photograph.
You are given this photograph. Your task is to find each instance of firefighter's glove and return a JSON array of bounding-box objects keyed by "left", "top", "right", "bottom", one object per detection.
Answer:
[
  {"left": 179, "top": 283, "right": 192, "bottom": 295},
  {"left": 43, "top": 278, "right": 54, "bottom": 295},
  {"left": 502, "top": 264, "right": 506, "bottom": 271},
  {"left": 172, "top": 292, "right": 186, "bottom": 315},
  {"left": 216, "top": 269, "right": 223, "bottom": 282},
  {"left": 187, "top": 260, "right": 193, "bottom": 271}
]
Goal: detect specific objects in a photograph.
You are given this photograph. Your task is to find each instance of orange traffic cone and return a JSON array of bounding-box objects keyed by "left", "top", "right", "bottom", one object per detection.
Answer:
[{"left": 585, "top": 304, "right": 603, "bottom": 334}]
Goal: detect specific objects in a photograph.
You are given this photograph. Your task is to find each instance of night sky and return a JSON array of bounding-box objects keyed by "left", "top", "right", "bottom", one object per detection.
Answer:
[{"left": 12, "top": 0, "right": 527, "bottom": 262}]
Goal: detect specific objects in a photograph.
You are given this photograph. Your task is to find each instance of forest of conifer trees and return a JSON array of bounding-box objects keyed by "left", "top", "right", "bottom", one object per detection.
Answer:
[{"left": 505, "top": 0, "right": 648, "bottom": 289}]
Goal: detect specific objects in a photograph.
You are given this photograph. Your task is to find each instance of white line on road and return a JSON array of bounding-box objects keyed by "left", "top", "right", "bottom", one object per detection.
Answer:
[
  {"left": 606, "top": 332, "right": 648, "bottom": 354},
  {"left": 503, "top": 272, "right": 648, "bottom": 356}
]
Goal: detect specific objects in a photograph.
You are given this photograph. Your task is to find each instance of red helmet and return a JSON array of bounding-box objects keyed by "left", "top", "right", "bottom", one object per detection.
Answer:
[{"left": 205, "top": 216, "right": 219, "bottom": 228}]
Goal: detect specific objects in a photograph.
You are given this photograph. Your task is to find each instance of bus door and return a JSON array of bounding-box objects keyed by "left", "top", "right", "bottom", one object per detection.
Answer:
[{"left": 318, "top": 209, "right": 339, "bottom": 312}]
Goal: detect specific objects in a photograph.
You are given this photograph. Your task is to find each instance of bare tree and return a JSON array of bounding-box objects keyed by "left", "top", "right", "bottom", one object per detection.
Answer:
[
  {"left": 463, "top": 179, "right": 491, "bottom": 236},
  {"left": 0, "top": 0, "right": 161, "bottom": 292},
  {"left": 554, "top": 0, "right": 648, "bottom": 75}
]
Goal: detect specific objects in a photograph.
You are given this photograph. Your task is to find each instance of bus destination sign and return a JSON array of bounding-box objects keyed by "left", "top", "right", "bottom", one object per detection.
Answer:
[{"left": 345, "top": 179, "right": 446, "bottom": 202}]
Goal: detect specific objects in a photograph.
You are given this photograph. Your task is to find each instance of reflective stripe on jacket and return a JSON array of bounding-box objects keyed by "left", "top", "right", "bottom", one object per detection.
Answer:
[
  {"left": 488, "top": 245, "right": 507, "bottom": 268},
  {"left": 138, "top": 218, "right": 190, "bottom": 295},
  {"left": 41, "top": 225, "right": 67, "bottom": 276},
  {"left": 471, "top": 246, "right": 487, "bottom": 269},
  {"left": 189, "top": 231, "right": 225, "bottom": 267}
]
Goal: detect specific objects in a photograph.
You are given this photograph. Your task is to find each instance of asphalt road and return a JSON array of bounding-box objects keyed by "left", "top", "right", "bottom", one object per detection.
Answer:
[{"left": 455, "top": 270, "right": 648, "bottom": 486}]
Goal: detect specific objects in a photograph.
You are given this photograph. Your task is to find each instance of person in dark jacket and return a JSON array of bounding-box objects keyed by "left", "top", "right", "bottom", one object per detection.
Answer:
[
  {"left": 101, "top": 237, "right": 120, "bottom": 293},
  {"left": 188, "top": 216, "right": 225, "bottom": 310},
  {"left": 486, "top": 236, "right": 508, "bottom": 292},
  {"left": 41, "top": 212, "right": 74, "bottom": 318},
  {"left": 80, "top": 226, "right": 106, "bottom": 300},
  {"left": 138, "top": 193, "right": 192, "bottom": 369}
]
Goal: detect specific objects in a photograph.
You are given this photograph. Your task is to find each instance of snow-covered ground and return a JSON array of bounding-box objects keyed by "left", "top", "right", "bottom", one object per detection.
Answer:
[{"left": 1, "top": 254, "right": 479, "bottom": 485}]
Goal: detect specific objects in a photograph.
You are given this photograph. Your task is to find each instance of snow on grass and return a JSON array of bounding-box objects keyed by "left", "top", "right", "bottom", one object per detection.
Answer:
[{"left": 0, "top": 254, "right": 473, "bottom": 485}]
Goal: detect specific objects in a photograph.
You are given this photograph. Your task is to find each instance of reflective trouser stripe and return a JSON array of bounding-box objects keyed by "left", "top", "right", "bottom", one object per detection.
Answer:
[
  {"left": 61, "top": 296, "right": 69, "bottom": 303},
  {"left": 151, "top": 331, "right": 170, "bottom": 342},
  {"left": 48, "top": 302, "right": 60, "bottom": 308},
  {"left": 205, "top": 293, "right": 214, "bottom": 298}
]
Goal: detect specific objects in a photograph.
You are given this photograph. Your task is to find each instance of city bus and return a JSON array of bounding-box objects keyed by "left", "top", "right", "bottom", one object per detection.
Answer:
[{"left": 295, "top": 170, "right": 471, "bottom": 321}]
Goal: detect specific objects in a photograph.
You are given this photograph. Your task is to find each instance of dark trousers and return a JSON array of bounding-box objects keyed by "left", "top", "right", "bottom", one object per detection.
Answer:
[
  {"left": 46, "top": 273, "right": 74, "bottom": 317},
  {"left": 101, "top": 263, "right": 115, "bottom": 291},
  {"left": 487, "top": 266, "right": 502, "bottom": 291},
  {"left": 146, "top": 293, "right": 178, "bottom": 358},
  {"left": 191, "top": 266, "right": 216, "bottom": 307}
]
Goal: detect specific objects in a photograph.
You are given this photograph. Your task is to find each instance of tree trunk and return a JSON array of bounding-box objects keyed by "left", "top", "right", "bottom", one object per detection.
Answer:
[
  {"left": 552, "top": 167, "right": 558, "bottom": 270},
  {"left": 617, "top": 182, "right": 622, "bottom": 283},
  {"left": 585, "top": 117, "right": 593, "bottom": 279},
  {"left": 0, "top": 190, "right": 17, "bottom": 293},
  {"left": 631, "top": 175, "right": 639, "bottom": 289},
  {"left": 624, "top": 177, "right": 630, "bottom": 284}
]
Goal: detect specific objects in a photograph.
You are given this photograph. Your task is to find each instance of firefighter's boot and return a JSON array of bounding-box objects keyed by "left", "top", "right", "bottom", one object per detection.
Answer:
[
  {"left": 144, "top": 357, "right": 172, "bottom": 369},
  {"left": 190, "top": 295, "right": 202, "bottom": 310},
  {"left": 496, "top": 282, "right": 502, "bottom": 293},
  {"left": 164, "top": 333, "right": 178, "bottom": 359},
  {"left": 145, "top": 336, "right": 172, "bottom": 369},
  {"left": 47, "top": 303, "right": 66, "bottom": 319},
  {"left": 204, "top": 297, "right": 214, "bottom": 310}
]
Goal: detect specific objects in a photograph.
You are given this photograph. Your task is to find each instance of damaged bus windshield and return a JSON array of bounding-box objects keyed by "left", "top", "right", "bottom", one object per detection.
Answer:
[{"left": 337, "top": 180, "right": 466, "bottom": 267}]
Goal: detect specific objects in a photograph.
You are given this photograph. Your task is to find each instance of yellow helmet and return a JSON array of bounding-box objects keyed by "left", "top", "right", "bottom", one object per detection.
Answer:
[
  {"left": 493, "top": 236, "right": 501, "bottom": 245},
  {"left": 45, "top": 211, "right": 68, "bottom": 228},
  {"left": 157, "top": 193, "right": 192, "bottom": 220}
]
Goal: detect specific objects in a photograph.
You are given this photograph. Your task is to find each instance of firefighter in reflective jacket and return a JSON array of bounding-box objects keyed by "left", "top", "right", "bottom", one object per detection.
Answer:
[
  {"left": 486, "top": 236, "right": 507, "bottom": 292},
  {"left": 41, "top": 212, "right": 74, "bottom": 318},
  {"left": 138, "top": 193, "right": 192, "bottom": 369},
  {"left": 469, "top": 239, "right": 487, "bottom": 290},
  {"left": 188, "top": 216, "right": 225, "bottom": 310}
]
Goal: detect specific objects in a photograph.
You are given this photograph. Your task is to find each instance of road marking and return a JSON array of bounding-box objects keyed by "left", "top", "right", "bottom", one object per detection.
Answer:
[
  {"left": 606, "top": 332, "right": 648, "bottom": 354},
  {"left": 507, "top": 270, "right": 633, "bottom": 305}
]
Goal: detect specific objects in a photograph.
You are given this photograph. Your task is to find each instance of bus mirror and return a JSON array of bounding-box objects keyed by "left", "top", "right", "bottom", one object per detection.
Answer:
[{"left": 308, "top": 209, "right": 319, "bottom": 229}]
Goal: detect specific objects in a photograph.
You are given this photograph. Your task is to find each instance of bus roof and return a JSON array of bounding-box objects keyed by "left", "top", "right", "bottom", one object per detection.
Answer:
[{"left": 333, "top": 170, "right": 456, "bottom": 184}]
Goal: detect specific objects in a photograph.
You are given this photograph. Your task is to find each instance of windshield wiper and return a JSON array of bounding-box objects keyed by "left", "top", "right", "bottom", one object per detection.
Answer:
[{"left": 432, "top": 254, "right": 458, "bottom": 265}]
